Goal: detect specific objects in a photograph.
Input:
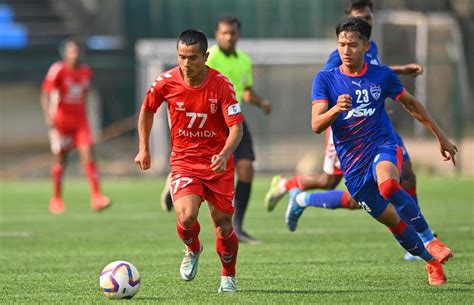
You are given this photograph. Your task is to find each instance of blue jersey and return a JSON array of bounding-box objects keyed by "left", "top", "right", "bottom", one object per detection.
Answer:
[
  {"left": 312, "top": 64, "right": 404, "bottom": 195},
  {"left": 322, "top": 40, "right": 381, "bottom": 71}
]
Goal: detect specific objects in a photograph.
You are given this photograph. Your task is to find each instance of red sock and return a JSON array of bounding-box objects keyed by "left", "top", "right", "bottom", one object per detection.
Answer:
[
  {"left": 85, "top": 161, "right": 100, "bottom": 194},
  {"left": 51, "top": 163, "right": 63, "bottom": 198},
  {"left": 284, "top": 176, "right": 303, "bottom": 191},
  {"left": 216, "top": 228, "right": 238, "bottom": 276},
  {"left": 341, "top": 191, "right": 350, "bottom": 209},
  {"left": 176, "top": 221, "right": 201, "bottom": 253}
]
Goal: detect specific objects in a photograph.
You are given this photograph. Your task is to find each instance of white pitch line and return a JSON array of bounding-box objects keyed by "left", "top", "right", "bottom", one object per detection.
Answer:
[{"left": 0, "top": 232, "right": 31, "bottom": 238}]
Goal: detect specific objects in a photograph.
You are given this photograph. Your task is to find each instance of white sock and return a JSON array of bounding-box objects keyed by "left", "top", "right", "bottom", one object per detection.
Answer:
[{"left": 295, "top": 193, "right": 307, "bottom": 207}]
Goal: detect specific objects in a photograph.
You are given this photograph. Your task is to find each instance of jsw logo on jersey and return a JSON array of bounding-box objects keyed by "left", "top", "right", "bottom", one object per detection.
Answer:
[{"left": 343, "top": 103, "right": 376, "bottom": 120}]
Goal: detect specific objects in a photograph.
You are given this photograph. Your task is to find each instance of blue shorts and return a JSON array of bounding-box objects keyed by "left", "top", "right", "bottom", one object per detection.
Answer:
[{"left": 352, "top": 145, "right": 403, "bottom": 218}]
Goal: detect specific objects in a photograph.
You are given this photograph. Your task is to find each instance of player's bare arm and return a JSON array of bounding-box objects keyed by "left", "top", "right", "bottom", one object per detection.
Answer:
[
  {"left": 40, "top": 91, "right": 54, "bottom": 128},
  {"left": 242, "top": 88, "right": 272, "bottom": 114},
  {"left": 311, "top": 94, "right": 352, "bottom": 133},
  {"left": 390, "top": 63, "right": 424, "bottom": 77},
  {"left": 134, "top": 106, "right": 154, "bottom": 170},
  {"left": 398, "top": 90, "right": 458, "bottom": 165},
  {"left": 210, "top": 123, "right": 243, "bottom": 173}
]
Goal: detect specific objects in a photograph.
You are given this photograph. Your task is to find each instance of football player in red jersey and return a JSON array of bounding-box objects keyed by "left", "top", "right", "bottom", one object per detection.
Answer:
[
  {"left": 135, "top": 30, "right": 243, "bottom": 293},
  {"left": 40, "top": 39, "right": 111, "bottom": 214}
]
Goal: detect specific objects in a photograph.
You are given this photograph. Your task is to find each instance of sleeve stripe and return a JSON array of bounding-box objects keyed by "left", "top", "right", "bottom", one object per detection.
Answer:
[
  {"left": 312, "top": 99, "right": 329, "bottom": 105},
  {"left": 394, "top": 88, "right": 405, "bottom": 102}
]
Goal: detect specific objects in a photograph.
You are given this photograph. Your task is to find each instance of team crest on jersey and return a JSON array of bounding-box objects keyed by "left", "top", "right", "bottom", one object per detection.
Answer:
[
  {"left": 209, "top": 98, "right": 218, "bottom": 114},
  {"left": 176, "top": 101, "right": 185, "bottom": 111},
  {"left": 370, "top": 85, "right": 381, "bottom": 100}
]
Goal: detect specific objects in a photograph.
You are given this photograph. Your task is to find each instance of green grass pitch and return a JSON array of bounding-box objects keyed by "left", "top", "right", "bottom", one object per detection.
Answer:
[{"left": 1, "top": 176, "right": 473, "bottom": 304}]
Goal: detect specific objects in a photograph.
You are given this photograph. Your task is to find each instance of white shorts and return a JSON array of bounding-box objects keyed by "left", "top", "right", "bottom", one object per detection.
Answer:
[{"left": 322, "top": 128, "right": 342, "bottom": 176}]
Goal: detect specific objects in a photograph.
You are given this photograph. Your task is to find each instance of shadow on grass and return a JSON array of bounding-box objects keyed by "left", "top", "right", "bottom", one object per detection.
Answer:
[
  {"left": 133, "top": 296, "right": 171, "bottom": 301},
  {"left": 244, "top": 287, "right": 474, "bottom": 295}
]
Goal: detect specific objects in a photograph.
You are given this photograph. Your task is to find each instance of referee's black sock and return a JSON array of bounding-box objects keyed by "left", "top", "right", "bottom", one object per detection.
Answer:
[{"left": 233, "top": 180, "right": 252, "bottom": 233}]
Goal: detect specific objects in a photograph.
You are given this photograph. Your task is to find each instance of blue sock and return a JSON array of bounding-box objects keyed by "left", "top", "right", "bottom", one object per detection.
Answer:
[
  {"left": 380, "top": 180, "right": 435, "bottom": 243},
  {"left": 304, "top": 190, "right": 345, "bottom": 209},
  {"left": 389, "top": 221, "right": 434, "bottom": 262}
]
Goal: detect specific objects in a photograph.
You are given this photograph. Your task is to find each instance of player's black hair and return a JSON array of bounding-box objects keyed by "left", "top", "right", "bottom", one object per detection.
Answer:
[
  {"left": 59, "top": 38, "right": 81, "bottom": 57},
  {"left": 336, "top": 17, "right": 372, "bottom": 42},
  {"left": 177, "top": 29, "right": 208, "bottom": 54},
  {"left": 215, "top": 15, "right": 241, "bottom": 32},
  {"left": 345, "top": 0, "right": 374, "bottom": 15}
]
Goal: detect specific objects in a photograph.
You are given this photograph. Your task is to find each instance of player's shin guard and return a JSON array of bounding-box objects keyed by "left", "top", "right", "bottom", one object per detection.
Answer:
[
  {"left": 177, "top": 221, "right": 201, "bottom": 253},
  {"left": 85, "top": 160, "right": 100, "bottom": 194},
  {"left": 233, "top": 181, "right": 251, "bottom": 232},
  {"left": 51, "top": 163, "right": 63, "bottom": 198},
  {"left": 388, "top": 220, "right": 433, "bottom": 262},
  {"left": 305, "top": 190, "right": 349, "bottom": 209},
  {"left": 216, "top": 228, "right": 238, "bottom": 276},
  {"left": 380, "top": 179, "right": 434, "bottom": 244}
]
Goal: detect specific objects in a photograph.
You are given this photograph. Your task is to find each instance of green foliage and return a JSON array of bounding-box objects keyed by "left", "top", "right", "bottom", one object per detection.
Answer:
[{"left": 0, "top": 176, "right": 472, "bottom": 303}]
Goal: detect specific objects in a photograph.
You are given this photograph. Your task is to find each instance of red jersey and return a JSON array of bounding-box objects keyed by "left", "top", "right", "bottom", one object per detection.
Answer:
[
  {"left": 143, "top": 66, "right": 244, "bottom": 172},
  {"left": 41, "top": 61, "right": 92, "bottom": 129}
]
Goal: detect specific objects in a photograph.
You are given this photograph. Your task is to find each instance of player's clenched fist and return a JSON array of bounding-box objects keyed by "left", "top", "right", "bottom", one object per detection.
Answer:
[
  {"left": 336, "top": 94, "right": 352, "bottom": 113},
  {"left": 135, "top": 150, "right": 151, "bottom": 170},
  {"left": 210, "top": 154, "right": 228, "bottom": 173}
]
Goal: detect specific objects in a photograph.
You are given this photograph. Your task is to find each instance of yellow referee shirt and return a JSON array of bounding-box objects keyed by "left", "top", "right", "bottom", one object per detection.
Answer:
[{"left": 206, "top": 45, "right": 253, "bottom": 105}]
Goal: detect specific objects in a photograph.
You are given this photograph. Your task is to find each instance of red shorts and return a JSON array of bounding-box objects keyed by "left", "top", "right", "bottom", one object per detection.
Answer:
[
  {"left": 169, "top": 167, "right": 235, "bottom": 214},
  {"left": 48, "top": 122, "right": 92, "bottom": 154}
]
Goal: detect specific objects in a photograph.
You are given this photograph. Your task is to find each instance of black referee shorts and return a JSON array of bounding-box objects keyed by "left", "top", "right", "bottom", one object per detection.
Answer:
[{"left": 234, "top": 120, "right": 255, "bottom": 161}]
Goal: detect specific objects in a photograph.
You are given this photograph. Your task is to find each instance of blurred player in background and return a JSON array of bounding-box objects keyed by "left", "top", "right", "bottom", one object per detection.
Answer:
[
  {"left": 264, "top": 0, "right": 430, "bottom": 260},
  {"left": 135, "top": 30, "right": 243, "bottom": 292},
  {"left": 161, "top": 16, "right": 272, "bottom": 244},
  {"left": 297, "top": 18, "right": 456, "bottom": 285},
  {"left": 40, "top": 39, "right": 111, "bottom": 214}
]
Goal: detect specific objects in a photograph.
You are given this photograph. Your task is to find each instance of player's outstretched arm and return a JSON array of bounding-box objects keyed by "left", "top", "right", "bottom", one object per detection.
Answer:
[
  {"left": 311, "top": 94, "right": 352, "bottom": 134},
  {"left": 390, "top": 63, "right": 423, "bottom": 78},
  {"left": 242, "top": 88, "right": 272, "bottom": 114},
  {"left": 398, "top": 90, "right": 458, "bottom": 165},
  {"left": 210, "top": 123, "right": 243, "bottom": 173},
  {"left": 134, "top": 106, "right": 154, "bottom": 170}
]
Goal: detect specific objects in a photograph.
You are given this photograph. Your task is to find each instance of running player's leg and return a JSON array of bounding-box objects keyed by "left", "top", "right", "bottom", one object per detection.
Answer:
[
  {"left": 209, "top": 205, "right": 238, "bottom": 292},
  {"left": 48, "top": 128, "right": 73, "bottom": 214},
  {"left": 375, "top": 149, "right": 452, "bottom": 263},
  {"left": 355, "top": 182, "right": 446, "bottom": 285},
  {"left": 174, "top": 192, "right": 203, "bottom": 281},
  {"left": 396, "top": 134, "right": 419, "bottom": 206},
  {"left": 77, "top": 144, "right": 111, "bottom": 211},
  {"left": 76, "top": 123, "right": 111, "bottom": 211},
  {"left": 233, "top": 121, "right": 257, "bottom": 242},
  {"left": 204, "top": 170, "right": 238, "bottom": 292},
  {"left": 400, "top": 158, "right": 418, "bottom": 205},
  {"left": 49, "top": 151, "right": 67, "bottom": 214},
  {"left": 265, "top": 128, "right": 343, "bottom": 211}
]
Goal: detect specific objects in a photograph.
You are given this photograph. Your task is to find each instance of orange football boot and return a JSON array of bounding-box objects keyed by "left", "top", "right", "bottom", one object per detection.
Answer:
[
  {"left": 426, "top": 260, "right": 447, "bottom": 285},
  {"left": 91, "top": 194, "right": 112, "bottom": 211},
  {"left": 426, "top": 239, "right": 453, "bottom": 264},
  {"left": 49, "top": 197, "right": 65, "bottom": 214}
]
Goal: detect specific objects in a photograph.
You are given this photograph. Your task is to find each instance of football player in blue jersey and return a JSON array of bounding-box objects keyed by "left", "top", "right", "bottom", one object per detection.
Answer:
[
  {"left": 265, "top": 0, "right": 428, "bottom": 260},
  {"left": 294, "top": 17, "right": 457, "bottom": 285}
]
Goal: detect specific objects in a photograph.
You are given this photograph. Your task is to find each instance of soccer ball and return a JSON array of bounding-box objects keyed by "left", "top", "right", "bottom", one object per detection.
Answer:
[{"left": 99, "top": 260, "right": 140, "bottom": 299}]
